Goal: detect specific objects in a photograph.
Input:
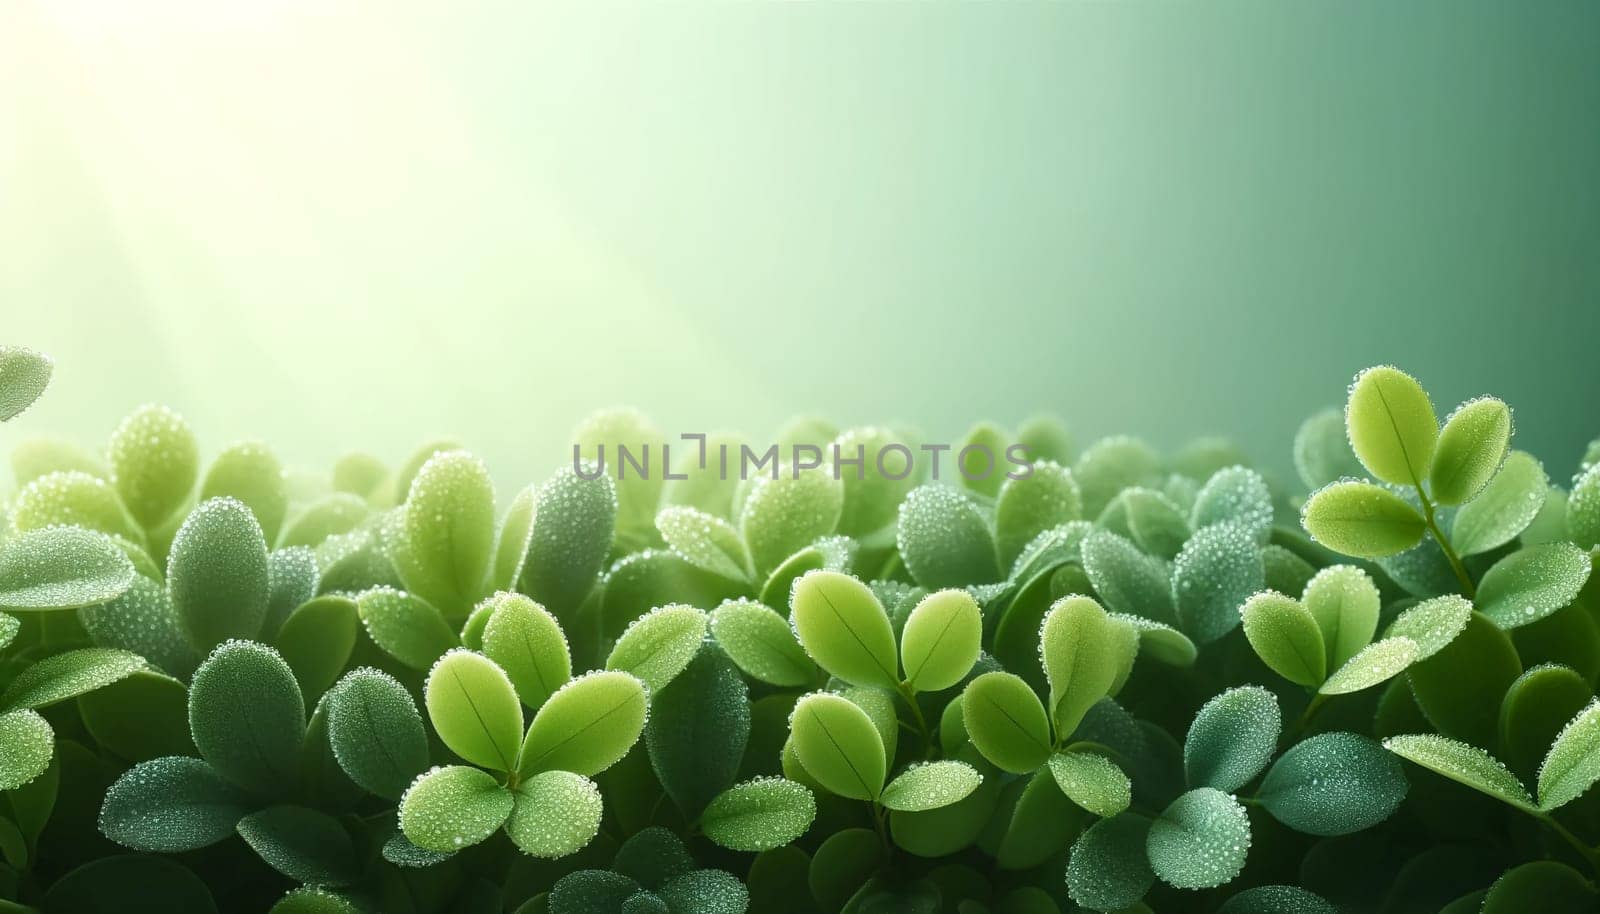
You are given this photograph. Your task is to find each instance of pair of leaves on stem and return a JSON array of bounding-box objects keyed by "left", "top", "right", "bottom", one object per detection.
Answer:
[
  {"left": 787, "top": 691, "right": 981, "bottom": 812},
  {"left": 1242, "top": 566, "right": 1471, "bottom": 693}
]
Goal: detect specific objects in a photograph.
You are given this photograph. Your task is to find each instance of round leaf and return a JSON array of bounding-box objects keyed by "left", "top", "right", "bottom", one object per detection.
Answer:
[
  {"left": 393, "top": 450, "right": 495, "bottom": 614},
  {"left": 1345, "top": 366, "right": 1438, "bottom": 487},
  {"left": 1146, "top": 787, "right": 1251, "bottom": 890},
  {"left": 1047, "top": 750, "right": 1131, "bottom": 818},
  {"left": 1258, "top": 732, "right": 1407, "bottom": 835},
  {"left": 789, "top": 570, "right": 898, "bottom": 689},
  {"left": 709, "top": 598, "right": 814, "bottom": 687},
  {"left": 1173, "top": 521, "right": 1264, "bottom": 644},
  {"left": 1294, "top": 408, "right": 1364, "bottom": 490},
  {"left": 274, "top": 595, "right": 358, "bottom": 701},
  {"left": 645, "top": 644, "right": 750, "bottom": 817},
  {"left": 326, "top": 668, "right": 429, "bottom": 801},
  {"left": 1301, "top": 481, "right": 1426, "bottom": 558},
  {"left": 741, "top": 467, "right": 844, "bottom": 576},
  {"left": 1480, "top": 861, "right": 1598, "bottom": 914},
  {"left": 962, "top": 671, "right": 1051, "bottom": 775},
  {"left": 0, "top": 708, "right": 53, "bottom": 790},
  {"left": 788, "top": 691, "right": 886, "bottom": 801},
  {"left": 605, "top": 603, "right": 708, "bottom": 693},
  {"left": 1067, "top": 813, "right": 1154, "bottom": 912},
  {"left": 237, "top": 805, "right": 359, "bottom": 886},
  {"left": 1475, "top": 543, "right": 1592, "bottom": 629},
  {"left": 519, "top": 670, "right": 647, "bottom": 777},
  {"left": 519, "top": 465, "right": 617, "bottom": 620},
  {"left": 1218, "top": 886, "right": 1337, "bottom": 914},
  {"left": 656, "top": 505, "right": 753, "bottom": 582},
  {"left": 99, "top": 756, "right": 250, "bottom": 852},
  {"left": 1302, "top": 564, "right": 1381, "bottom": 671},
  {"left": 168, "top": 498, "right": 271, "bottom": 651},
  {"left": 481, "top": 592, "right": 572, "bottom": 709},
  {"left": 425, "top": 649, "right": 524, "bottom": 772},
  {"left": 1429, "top": 397, "right": 1512, "bottom": 506},
  {"left": 1081, "top": 528, "right": 1176, "bottom": 627},
  {"left": 1241, "top": 592, "right": 1327, "bottom": 686},
  {"left": 1192, "top": 466, "right": 1274, "bottom": 545},
  {"left": 399, "top": 764, "right": 514, "bottom": 852},
  {"left": 900, "top": 589, "right": 982, "bottom": 693},
  {"left": 0, "top": 346, "right": 52, "bottom": 421},
  {"left": 506, "top": 770, "right": 603, "bottom": 858},
  {"left": 701, "top": 777, "right": 817, "bottom": 852},
  {"left": 44, "top": 855, "right": 218, "bottom": 914},
  {"left": 880, "top": 760, "right": 983, "bottom": 812},
  {"left": 1185, "top": 685, "right": 1280, "bottom": 793},
  {"left": 896, "top": 484, "right": 1002, "bottom": 589},
  {"left": 995, "top": 461, "right": 1082, "bottom": 566},
  {"left": 1408, "top": 611, "right": 1522, "bottom": 747},
  {"left": 79, "top": 670, "right": 195, "bottom": 762},
  {"left": 188, "top": 641, "right": 305, "bottom": 795},
  {"left": 109, "top": 404, "right": 201, "bottom": 529},
  {"left": 201, "top": 442, "right": 289, "bottom": 546},
  {"left": 11, "top": 470, "right": 143, "bottom": 543}
]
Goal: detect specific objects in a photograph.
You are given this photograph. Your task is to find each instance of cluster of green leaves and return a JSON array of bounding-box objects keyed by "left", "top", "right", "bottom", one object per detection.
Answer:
[{"left": 2, "top": 353, "right": 1600, "bottom": 913}]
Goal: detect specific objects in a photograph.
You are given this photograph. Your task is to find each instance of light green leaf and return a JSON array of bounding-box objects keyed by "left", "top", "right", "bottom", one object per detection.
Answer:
[
  {"left": 1320, "top": 638, "right": 1418, "bottom": 695},
  {"left": 701, "top": 777, "right": 817, "bottom": 851},
  {"left": 1383, "top": 595, "right": 1472, "bottom": 661},
  {"left": 506, "top": 769, "right": 603, "bottom": 858},
  {"left": 788, "top": 691, "right": 886, "bottom": 801},
  {"left": 201, "top": 442, "right": 290, "bottom": 546},
  {"left": 1430, "top": 397, "right": 1512, "bottom": 506},
  {"left": 11, "top": 471, "right": 143, "bottom": 544},
  {"left": 425, "top": 649, "right": 523, "bottom": 772},
  {"left": 1173, "top": 521, "right": 1263, "bottom": 644},
  {"left": 519, "top": 670, "right": 647, "bottom": 777},
  {"left": 481, "top": 592, "right": 571, "bottom": 709},
  {"left": 1451, "top": 451, "right": 1550, "bottom": 555},
  {"left": 188, "top": 641, "right": 305, "bottom": 795},
  {"left": 2, "top": 647, "right": 144, "bottom": 711},
  {"left": 393, "top": 450, "right": 495, "bottom": 614},
  {"left": 1301, "top": 481, "right": 1427, "bottom": 558},
  {"left": 789, "top": 570, "right": 898, "bottom": 689},
  {"left": 656, "top": 505, "right": 754, "bottom": 583},
  {"left": 740, "top": 467, "right": 843, "bottom": 576},
  {"left": 326, "top": 668, "right": 429, "bottom": 801},
  {"left": 709, "top": 598, "right": 814, "bottom": 687},
  {"left": 0, "top": 346, "right": 52, "bottom": 421},
  {"left": 0, "top": 525, "right": 136, "bottom": 612},
  {"left": 0, "top": 708, "right": 53, "bottom": 790},
  {"left": 1345, "top": 366, "right": 1438, "bottom": 486},
  {"left": 168, "top": 498, "right": 271, "bottom": 650},
  {"left": 99, "top": 756, "right": 250, "bottom": 852},
  {"left": 880, "top": 760, "right": 983, "bottom": 812},
  {"left": 1383, "top": 733, "right": 1534, "bottom": 810},
  {"left": 399, "top": 764, "right": 513, "bottom": 852},
  {"left": 1537, "top": 699, "right": 1600, "bottom": 811},
  {"left": 1040, "top": 595, "right": 1128, "bottom": 737},
  {"left": 1571, "top": 462, "right": 1600, "bottom": 550},
  {"left": 279, "top": 494, "right": 370, "bottom": 549},
  {"left": 1146, "top": 787, "right": 1251, "bottom": 890},
  {"left": 109, "top": 404, "right": 200, "bottom": 529},
  {"left": 605, "top": 603, "right": 708, "bottom": 692},
  {"left": 357, "top": 586, "right": 460, "bottom": 670},
  {"left": 1301, "top": 565, "right": 1380, "bottom": 672},
  {"left": 1185, "top": 686, "right": 1281, "bottom": 793},
  {"left": 571, "top": 407, "right": 662, "bottom": 542},
  {"left": 995, "top": 461, "right": 1082, "bottom": 566},
  {"left": 1476, "top": 543, "right": 1592, "bottom": 629},
  {"left": 962, "top": 671, "right": 1052, "bottom": 775},
  {"left": 1047, "top": 750, "right": 1131, "bottom": 817},
  {"left": 1240, "top": 592, "right": 1326, "bottom": 686},
  {"left": 900, "top": 589, "right": 982, "bottom": 693},
  {"left": 1257, "top": 732, "right": 1407, "bottom": 835},
  {"left": 896, "top": 484, "right": 1002, "bottom": 589}
]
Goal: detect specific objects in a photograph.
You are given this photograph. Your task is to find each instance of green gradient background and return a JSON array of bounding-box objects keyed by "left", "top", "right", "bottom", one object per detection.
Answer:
[{"left": 4, "top": 2, "right": 1597, "bottom": 491}]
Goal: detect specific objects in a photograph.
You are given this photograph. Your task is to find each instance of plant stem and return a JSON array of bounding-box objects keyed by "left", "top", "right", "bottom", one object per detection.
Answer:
[
  {"left": 897, "top": 682, "right": 933, "bottom": 757},
  {"left": 871, "top": 801, "right": 891, "bottom": 856},
  {"left": 1294, "top": 693, "right": 1328, "bottom": 737},
  {"left": 1416, "top": 487, "right": 1476, "bottom": 598}
]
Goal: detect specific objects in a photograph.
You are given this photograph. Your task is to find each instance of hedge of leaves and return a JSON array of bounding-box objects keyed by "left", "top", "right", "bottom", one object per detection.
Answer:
[{"left": 2, "top": 346, "right": 1600, "bottom": 913}]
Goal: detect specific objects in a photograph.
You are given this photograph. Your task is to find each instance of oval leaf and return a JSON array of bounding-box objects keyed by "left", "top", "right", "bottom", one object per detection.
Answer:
[
  {"left": 1301, "top": 481, "right": 1426, "bottom": 559},
  {"left": 506, "top": 769, "right": 603, "bottom": 858},
  {"left": 1146, "top": 787, "right": 1251, "bottom": 890},
  {"left": 481, "top": 592, "right": 572, "bottom": 709},
  {"left": 709, "top": 598, "right": 814, "bottom": 687},
  {"left": 701, "top": 777, "right": 817, "bottom": 852},
  {"left": 605, "top": 603, "right": 708, "bottom": 693},
  {"left": 425, "top": 649, "right": 524, "bottom": 772},
  {"left": 790, "top": 570, "right": 898, "bottom": 689},
  {"left": 326, "top": 668, "right": 429, "bottom": 801},
  {"left": 519, "top": 670, "right": 647, "bottom": 777},
  {"left": 1430, "top": 397, "right": 1512, "bottom": 506},
  {"left": 168, "top": 498, "right": 271, "bottom": 651},
  {"left": 900, "top": 589, "right": 982, "bottom": 693},
  {"left": 1345, "top": 366, "right": 1438, "bottom": 487},
  {"left": 188, "top": 641, "right": 305, "bottom": 795},
  {"left": 399, "top": 764, "right": 513, "bottom": 852},
  {"left": 880, "top": 760, "right": 983, "bottom": 812},
  {"left": 962, "top": 671, "right": 1052, "bottom": 775},
  {"left": 1241, "top": 592, "right": 1327, "bottom": 686},
  {"left": 1185, "top": 686, "right": 1281, "bottom": 793},
  {"left": 788, "top": 691, "right": 886, "bottom": 801},
  {"left": 1258, "top": 732, "right": 1407, "bottom": 836},
  {"left": 1475, "top": 543, "right": 1592, "bottom": 629},
  {"left": 0, "top": 526, "right": 135, "bottom": 612},
  {"left": 1382, "top": 734, "right": 1534, "bottom": 810}
]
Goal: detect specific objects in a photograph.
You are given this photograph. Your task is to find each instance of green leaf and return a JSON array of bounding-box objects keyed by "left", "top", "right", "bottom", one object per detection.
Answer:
[
  {"left": 788, "top": 691, "right": 886, "bottom": 801},
  {"left": 1258, "top": 732, "right": 1407, "bottom": 835},
  {"left": 520, "top": 466, "right": 617, "bottom": 621},
  {"left": 0, "top": 525, "right": 136, "bottom": 612},
  {"left": 1113, "top": 613, "right": 1198, "bottom": 667},
  {"left": 1500, "top": 665, "right": 1593, "bottom": 783},
  {"left": 274, "top": 595, "right": 358, "bottom": 701},
  {"left": 108, "top": 404, "right": 201, "bottom": 529},
  {"left": 99, "top": 756, "right": 250, "bottom": 852},
  {"left": 2, "top": 647, "right": 143, "bottom": 711},
  {"left": 1146, "top": 787, "right": 1251, "bottom": 890},
  {"left": 1192, "top": 466, "right": 1274, "bottom": 545},
  {"left": 79, "top": 575, "right": 197, "bottom": 679},
  {"left": 399, "top": 764, "right": 514, "bottom": 852},
  {"left": 1018, "top": 413, "right": 1074, "bottom": 463},
  {"left": 1173, "top": 522, "right": 1264, "bottom": 644},
  {"left": 1451, "top": 451, "right": 1550, "bottom": 555},
  {"left": 880, "top": 760, "right": 983, "bottom": 812},
  {"left": 188, "top": 641, "right": 305, "bottom": 795},
  {"left": 896, "top": 485, "right": 1002, "bottom": 588},
  {"left": 1408, "top": 610, "right": 1522, "bottom": 747},
  {"left": 1382, "top": 734, "right": 1534, "bottom": 809},
  {"left": 357, "top": 586, "right": 460, "bottom": 670},
  {"left": 1345, "top": 366, "right": 1438, "bottom": 487},
  {"left": 656, "top": 506, "right": 754, "bottom": 583},
  {"left": 201, "top": 442, "right": 290, "bottom": 546},
  {"left": 279, "top": 494, "right": 369, "bottom": 548},
  {"left": 326, "top": 668, "right": 429, "bottom": 801},
  {"left": 237, "top": 805, "right": 359, "bottom": 886},
  {"left": 44, "top": 855, "right": 219, "bottom": 914},
  {"left": 1320, "top": 638, "right": 1418, "bottom": 695},
  {"left": 1121, "top": 487, "right": 1191, "bottom": 560},
  {"left": 0, "top": 346, "right": 52, "bottom": 421},
  {"left": 1383, "top": 595, "right": 1472, "bottom": 661},
  {"left": 701, "top": 777, "right": 817, "bottom": 851},
  {"left": 1301, "top": 481, "right": 1427, "bottom": 558},
  {"left": 425, "top": 649, "right": 524, "bottom": 771},
  {"left": 1066, "top": 813, "right": 1154, "bottom": 912},
  {"left": 0, "top": 708, "right": 53, "bottom": 790},
  {"left": 1536, "top": 699, "right": 1600, "bottom": 810},
  {"left": 79, "top": 670, "right": 195, "bottom": 762},
  {"left": 168, "top": 498, "right": 271, "bottom": 650},
  {"left": 659, "top": 869, "right": 749, "bottom": 914},
  {"left": 900, "top": 589, "right": 981, "bottom": 693},
  {"left": 995, "top": 462, "right": 1082, "bottom": 566},
  {"left": 1240, "top": 592, "right": 1327, "bottom": 686},
  {"left": 1480, "top": 861, "right": 1598, "bottom": 914},
  {"left": 481, "top": 592, "right": 571, "bottom": 709},
  {"left": 1475, "top": 543, "right": 1592, "bottom": 629},
  {"left": 550, "top": 870, "right": 640, "bottom": 914},
  {"left": 492, "top": 485, "right": 536, "bottom": 591},
  {"left": 789, "top": 570, "right": 899, "bottom": 689},
  {"left": 1184, "top": 686, "right": 1281, "bottom": 793},
  {"left": 1040, "top": 595, "right": 1128, "bottom": 737},
  {"left": 1571, "top": 462, "right": 1600, "bottom": 551},
  {"left": 271, "top": 888, "right": 361, "bottom": 914},
  {"left": 1430, "top": 398, "right": 1512, "bottom": 506},
  {"left": 571, "top": 407, "right": 662, "bottom": 542},
  {"left": 0, "top": 612, "right": 17, "bottom": 649},
  {"left": 11, "top": 470, "right": 144, "bottom": 544},
  {"left": 646, "top": 644, "right": 749, "bottom": 817},
  {"left": 1217, "top": 886, "right": 1338, "bottom": 914},
  {"left": 709, "top": 598, "right": 814, "bottom": 687},
  {"left": 393, "top": 450, "right": 495, "bottom": 614},
  {"left": 605, "top": 603, "right": 709, "bottom": 693},
  {"left": 1302, "top": 564, "right": 1380, "bottom": 671},
  {"left": 1047, "top": 750, "right": 1131, "bottom": 818},
  {"left": 1074, "top": 436, "right": 1161, "bottom": 518},
  {"left": 520, "top": 670, "right": 647, "bottom": 777},
  {"left": 740, "top": 467, "right": 844, "bottom": 576},
  {"left": 1294, "top": 408, "right": 1365, "bottom": 490},
  {"left": 265, "top": 546, "right": 321, "bottom": 637},
  {"left": 506, "top": 770, "right": 604, "bottom": 858},
  {"left": 962, "top": 671, "right": 1052, "bottom": 774},
  {"left": 833, "top": 426, "right": 922, "bottom": 539},
  {"left": 1081, "top": 529, "right": 1177, "bottom": 627}
]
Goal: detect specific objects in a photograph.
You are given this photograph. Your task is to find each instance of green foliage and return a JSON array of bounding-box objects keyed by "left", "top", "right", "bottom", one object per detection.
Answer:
[{"left": 1, "top": 362, "right": 1597, "bottom": 912}]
